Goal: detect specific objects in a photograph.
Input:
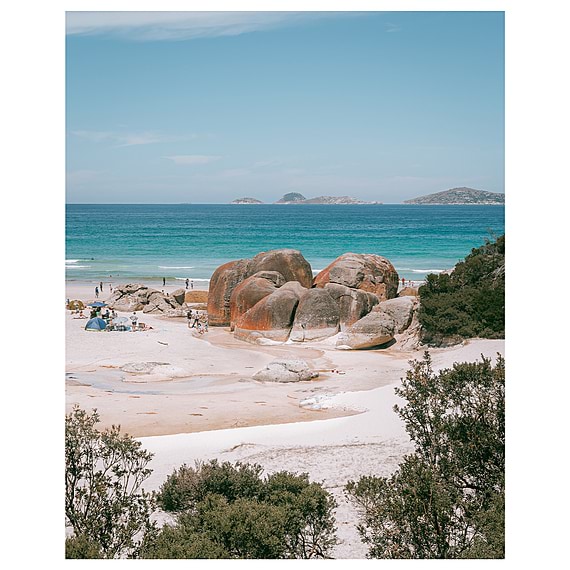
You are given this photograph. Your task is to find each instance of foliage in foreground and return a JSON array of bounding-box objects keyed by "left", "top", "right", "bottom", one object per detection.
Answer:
[
  {"left": 65, "top": 406, "right": 156, "bottom": 559},
  {"left": 140, "top": 460, "right": 338, "bottom": 559},
  {"left": 346, "top": 353, "right": 505, "bottom": 559},
  {"left": 418, "top": 235, "right": 505, "bottom": 346}
]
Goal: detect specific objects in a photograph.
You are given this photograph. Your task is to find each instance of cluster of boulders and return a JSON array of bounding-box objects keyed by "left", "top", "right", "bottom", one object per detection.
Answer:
[
  {"left": 106, "top": 284, "right": 200, "bottom": 316},
  {"left": 208, "top": 249, "right": 419, "bottom": 349}
]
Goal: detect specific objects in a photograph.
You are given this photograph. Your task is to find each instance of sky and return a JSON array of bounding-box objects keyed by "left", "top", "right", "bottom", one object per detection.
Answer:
[{"left": 66, "top": 11, "right": 504, "bottom": 204}]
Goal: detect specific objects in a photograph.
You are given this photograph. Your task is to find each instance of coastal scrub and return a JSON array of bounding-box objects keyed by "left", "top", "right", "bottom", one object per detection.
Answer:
[
  {"left": 346, "top": 353, "right": 505, "bottom": 559},
  {"left": 65, "top": 406, "right": 156, "bottom": 559},
  {"left": 418, "top": 235, "right": 505, "bottom": 346},
  {"left": 141, "top": 460, "right": 338, "bottom": 559}
]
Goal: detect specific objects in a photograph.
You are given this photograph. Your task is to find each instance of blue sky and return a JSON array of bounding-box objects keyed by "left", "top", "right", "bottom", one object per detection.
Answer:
[{"left": 66, "top": 11, "right": 504, "bottom": 204}]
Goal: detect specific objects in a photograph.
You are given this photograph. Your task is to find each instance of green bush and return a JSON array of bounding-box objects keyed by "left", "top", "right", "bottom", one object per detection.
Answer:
[
  {"left": 65, "top": 406, "right": 156, "bottom": 558},
  {"left": 346, "top": 353, "right": 505, "bottom": 559},
  {"left": 65, "top": 534, "right": 103, "bottom": 559},
  {"left": 418, "top": 235, "right": 505, "bottom": 346},
  {"left": 158, "top": 460, "right": 264, "bottom": 512},
  {"left": 143, "top": 460, "right": 337, "bottom": 559}
]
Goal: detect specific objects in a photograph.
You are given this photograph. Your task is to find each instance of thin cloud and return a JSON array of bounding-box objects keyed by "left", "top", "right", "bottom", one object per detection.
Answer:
[
  {"left": 66, "top": 11, "right": 352, "bottom": 41},
  {"left": 71, "top": 130, "right": 196, "bottom": 147},
  {"left": 72, "top": 130, "right": 162, "bottom": 147},
  {"left": 164, "top": 155, "right": 221, "bottom": 165}
]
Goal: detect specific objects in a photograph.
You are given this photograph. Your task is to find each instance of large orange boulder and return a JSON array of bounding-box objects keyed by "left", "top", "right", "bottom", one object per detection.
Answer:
[
  {"left": 229, "top": 271, "right": 285, "bottom": 329},
  {"left": 208, "top": 249, "right": 312, "bottom": 326},
  {"left": 313, "top": 253, "right": 399, "bottom": 301},
  {"left": 249, "top": 249, "right": 313, "bottom": 288},
  {"left": 324, "top": 283, "right": 379, "bottom": 329},
  {"left": 290, "top": 288, "right": 340, "bottom": 342},
  {"left": 234, "top": 286, "right": 303, "bottom": 343},
  {"left": 207, "top": 259, "right": 252, "bottom": 326},
  {"left": 184, "top": 290, "right": 208, "bottom": 303}
]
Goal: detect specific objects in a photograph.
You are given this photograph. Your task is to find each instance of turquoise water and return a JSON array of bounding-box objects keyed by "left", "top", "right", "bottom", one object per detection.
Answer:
[{"left": 66, "top": 204, "right": 505, "bottom": 286}]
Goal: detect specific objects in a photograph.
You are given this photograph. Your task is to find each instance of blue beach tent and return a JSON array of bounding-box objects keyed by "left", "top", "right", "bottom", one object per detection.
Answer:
[
  {"left": 88, "top": 302, "right": 108, "bottom": 308},
  {"left": 85, "top": 317, "right": 107, "bottom": 331}
]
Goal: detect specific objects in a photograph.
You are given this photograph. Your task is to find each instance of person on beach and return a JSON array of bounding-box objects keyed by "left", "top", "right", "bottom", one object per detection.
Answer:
[
  {"left": 187, "top": 309, "right": 193, "bottom": 327},
  {"left": 100, "top": 282, "right": 103, "bottom": 293},
  {"left": 130, "top": 312, "right": 138, "bottom": 331},
  {"left": 191, "top": 280, "right": 194, "bottom": 290},
  {"left": 95, "top": 286, "right": 99, "bottom": 298},
  {"left": 185, "top": 278, "right": 189, "bottom": 290},
  {"left": 109, "top": 284, "right": 113, "bottom": 293},
  {"left": 192, "top": 313, "right": 200, "bottom": 328},
  {"left": 163, "top": 277, "right": 166, "bottom": 287},
  {"left": 402, "top": 277, "right": 405, "bottom": 287}
]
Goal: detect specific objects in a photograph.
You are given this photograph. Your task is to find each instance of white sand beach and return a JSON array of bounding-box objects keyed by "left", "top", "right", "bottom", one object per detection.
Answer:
[{"left": 66, "top": 280, "right": 504, "bottom": 558}]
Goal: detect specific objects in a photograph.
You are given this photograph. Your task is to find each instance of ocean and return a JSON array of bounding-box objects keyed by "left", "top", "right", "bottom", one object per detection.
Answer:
[{"left": 66, "top": 204, "right": 505, "bottom": 287}]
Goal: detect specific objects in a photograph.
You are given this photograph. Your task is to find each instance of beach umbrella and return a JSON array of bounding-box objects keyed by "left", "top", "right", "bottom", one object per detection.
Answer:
[
  {"left": 88, "top": 301, "right": 107, "bottom": 308},
  {"left": 85, "top": 317, "right": 107, "bottom": 331}
]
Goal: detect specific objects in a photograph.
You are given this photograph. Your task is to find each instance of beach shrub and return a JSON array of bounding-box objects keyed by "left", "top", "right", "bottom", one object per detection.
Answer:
[
  {"left": 142, "top": 460, "right": 337, "bottom": 559},
  {"left": 418, "top": 235, "right": 505, "bottom": 345},
  {"left": 65, "top": 534, "right": 103, "bottom": 559},
  {"left": 158, "top": 460, "right": 264, "bottom": 511},
  {"left": 65, "top": 406, "right": 156, "bottom": 559},
  {"left": 346, "top": 353, "right": 505, "bottom": 559}
]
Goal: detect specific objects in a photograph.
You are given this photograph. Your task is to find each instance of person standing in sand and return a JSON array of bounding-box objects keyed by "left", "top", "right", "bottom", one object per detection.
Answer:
[
  {"left": 163, "top": 277, "right": 166, "bottom": 287},
  {"left": 130, "top": 312, "right": 138, "bottom": 331},
  {"left": 185, "top": 278, "right": 189, "bottom": 290},
  {"left": 191, "top": 280, "right": 194, "bottom": 290},
  {"left": 95, "top": 286, "right": 99, "bottom": 298}
]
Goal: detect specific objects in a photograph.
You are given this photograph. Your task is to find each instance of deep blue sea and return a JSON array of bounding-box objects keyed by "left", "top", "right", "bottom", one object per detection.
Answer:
[{"left": 66, "top": 204, "right": 505, "bottom": 287}]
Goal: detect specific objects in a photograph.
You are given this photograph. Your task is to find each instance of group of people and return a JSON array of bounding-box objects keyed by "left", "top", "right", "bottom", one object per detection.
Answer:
[
  {"left": 68, "top": 301, "right": 151, "bottom": 332},
  {"left": 94, "top": 281, "right": 113, "bottom": 299},
  {"left": 87, "top": 305, "right": 116, "bottom": 321},
  {"left": 187, "top": 309, "right": 208, "bottom": 334}
]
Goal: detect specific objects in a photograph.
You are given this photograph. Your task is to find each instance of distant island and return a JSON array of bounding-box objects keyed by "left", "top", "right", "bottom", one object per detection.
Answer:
[
  {"left": 275, "top": 192, "right": 381, "bottom": 205},
  {"left": 404, "top": 187, "right": 505, "bottom": 205},
  {"left": 230, "top": 192, "right": 381, "bottom": 204},
  {"left": 231, "top": 197, "right": 264, "bottom": 204}
]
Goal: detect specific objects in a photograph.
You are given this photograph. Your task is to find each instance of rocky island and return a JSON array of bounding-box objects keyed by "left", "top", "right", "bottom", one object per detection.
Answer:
[
  {"left": 275, "top": 192, "right": 380, "bottom": 204},
  {"left": 231, "top": 197, "right": 264, "bottom": 204},
  {"left": 404, "top": 187, "right": 505, "bottom": 205}
]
